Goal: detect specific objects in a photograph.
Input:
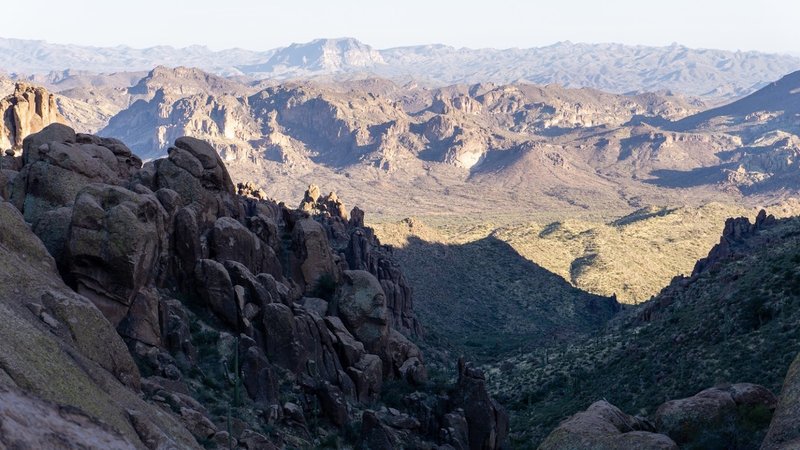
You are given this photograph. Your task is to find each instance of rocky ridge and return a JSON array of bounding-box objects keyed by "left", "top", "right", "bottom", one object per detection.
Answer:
[
  {"left": 3, "top": 37, "right": 799, "bottom": 98},
  {"left": 0, "top": 124, "right": 508, "bottom": 449}
]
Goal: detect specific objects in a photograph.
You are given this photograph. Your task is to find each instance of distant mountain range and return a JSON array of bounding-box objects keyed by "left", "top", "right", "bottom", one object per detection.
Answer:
[{"left": 2, "top": 37, "right": 799, "bottom": 98}]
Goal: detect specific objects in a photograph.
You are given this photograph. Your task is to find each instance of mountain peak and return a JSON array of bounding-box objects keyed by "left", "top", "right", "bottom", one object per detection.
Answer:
[{"left": 247, "top": 37, "right": 385, "bottom": 74}]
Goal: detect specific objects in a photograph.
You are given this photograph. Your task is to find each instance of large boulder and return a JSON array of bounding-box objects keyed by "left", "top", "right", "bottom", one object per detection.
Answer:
[
  {"left": 67, "top": 184, "right": 168, "bottom": 333},
  {"left": 240, "top": 341, "right": 280, "bottom": 407},
  {"left": 290, "top": 218, "right": 337, "bottom": 291},
  {"left": 209, "top": 216, "right": 282, "bottom": 279},
  {"left": 346, "top": 226, "right": 420, "bottom": 336},
  {"left": 762, "top": 354, "right": 800, "bottom": 450},
  {"left": 149, "top": 137, "right": 241, "bottom": 227},
  {"left": 193, "top": 259, "right": 238, "bottom": 328},
  {"left": 330, "top": 270, "right": 389, "bottom": 353},
  {"left": 11, "top": 125, "right": 142, "bottom": 227},
  {"left": 540, "top": 400, "right": 677, "bottom": 450},
  {"left": 655, "top": 384, "right": 776, "bottom": 449}
]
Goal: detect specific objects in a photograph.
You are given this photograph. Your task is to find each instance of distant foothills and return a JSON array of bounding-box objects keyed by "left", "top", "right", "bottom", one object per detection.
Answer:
[{"left": 1, "top": 36, "right": 799, "bottom": 98}]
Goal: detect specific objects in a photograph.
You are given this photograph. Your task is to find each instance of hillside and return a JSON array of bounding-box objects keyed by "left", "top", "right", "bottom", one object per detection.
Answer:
[
  {"left": 487, "top": 211, "right": 800, "bottom": 447},
  {"left": 492, "top": 204, "right": 750, "bottom": 303},
  {"left": 5, "top": 66, "right": 798, "bottom": 220},
  {"left": 674, "top": 70, "right": 800, "bottom": 133},
  {"left": 370, "top": 218, "right": 620, "bottom": 361}
]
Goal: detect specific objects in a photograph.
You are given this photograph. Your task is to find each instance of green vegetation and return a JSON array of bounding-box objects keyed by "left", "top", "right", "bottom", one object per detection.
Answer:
[{"left": 486, "top": 216, "right": 800, "bottom": 448}]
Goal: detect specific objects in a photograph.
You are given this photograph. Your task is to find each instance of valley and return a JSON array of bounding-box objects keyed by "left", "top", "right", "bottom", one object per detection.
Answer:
[{"left": 2, "top": 35, "right": 800, "bottom": 449}]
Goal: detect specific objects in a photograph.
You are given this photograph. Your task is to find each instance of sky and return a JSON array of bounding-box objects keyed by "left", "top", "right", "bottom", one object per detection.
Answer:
[{"left": 3, "top": 0, "right": 798, "bottom": 54}]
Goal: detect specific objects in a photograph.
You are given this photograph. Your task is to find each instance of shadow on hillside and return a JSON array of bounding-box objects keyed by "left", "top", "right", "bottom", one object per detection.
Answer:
[
  {"left": 392, "top": 234, "right": 621, "bottom": 362},
  {"left": 643, "top": 165, "right": 729, "bottom": 188},
  {"left": 623, "top": 114, "right": 674, "bottom": 128}
]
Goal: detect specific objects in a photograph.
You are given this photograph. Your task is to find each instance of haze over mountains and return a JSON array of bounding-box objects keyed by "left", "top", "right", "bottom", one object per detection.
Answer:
[
  {"left": 3, "top": 31, "right": 800, "bottom": 450},
  {"left": 3, "top": 37, "right": 800, "bottom": 97}
]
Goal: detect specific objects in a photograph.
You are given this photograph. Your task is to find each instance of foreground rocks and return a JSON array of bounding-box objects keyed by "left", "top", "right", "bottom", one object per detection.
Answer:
[
  {"left": 540, "top": 382, "right": 780, "bottom": 450},
  {"left": 1, "top": 125, "right": 507, "bottom": 449},
  {"left": 762, "top": 353, "right": 800, "bottom": 450},
  {"left": 539, "top": 401, "right": 677, "bottom": 450},
  {"left": 0, "top": 200, "right": 198, "bottom": 449},
  {"left": 655, "top": 383, "right": 776, "bottom": 448}
]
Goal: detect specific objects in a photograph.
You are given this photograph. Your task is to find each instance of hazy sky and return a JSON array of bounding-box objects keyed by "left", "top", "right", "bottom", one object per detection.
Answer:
[{"left": 4, "top": 0, "right": 798, "bottom": 54}]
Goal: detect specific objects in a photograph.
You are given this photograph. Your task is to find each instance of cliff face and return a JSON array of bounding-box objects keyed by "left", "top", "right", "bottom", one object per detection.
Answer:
[
  {"left": 0, "top": 124, "right": 508, "bottom": 449},
  {"left": 0, "top": 83, "right": 66, "bottom": 152}
]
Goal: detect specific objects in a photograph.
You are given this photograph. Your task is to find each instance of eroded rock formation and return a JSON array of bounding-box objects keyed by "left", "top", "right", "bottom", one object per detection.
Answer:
[
  {"left": 1, "top": 124, "right": 506, "bottom": 449},
  {"left": 0, "top": 83, "right": 66, "bottom": 152}
]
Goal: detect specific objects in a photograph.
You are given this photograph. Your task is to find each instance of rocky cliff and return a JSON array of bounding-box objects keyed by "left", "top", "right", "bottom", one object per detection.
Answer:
[
  {"left": 0, "top": 124, "right": 508, "bottom": 449},
  {"left": 0, "top": 83, "right": 66, "bottom": 152}
]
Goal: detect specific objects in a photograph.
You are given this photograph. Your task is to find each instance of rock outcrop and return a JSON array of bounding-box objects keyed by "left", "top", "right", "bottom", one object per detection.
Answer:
[
  {"left": 0, "top": 83, "right": 66, "bottom": 152},
  {"left": 0, "top": 200, "right": 198, "bottom": 449},
  {"left": 539, "top": 400, "right": 678, "bottom": 450},
  {"left": 692, "top": 209, "right": 776, "bottom": 276},
  {"left": 539, "top": 383, "right": 777, "bottom": 450},
  {"left": 655, "top": 384, "right": 776, "bottom": 449},
  {"left": 2, "top": 125, "right": 507, "bottom": 449}
]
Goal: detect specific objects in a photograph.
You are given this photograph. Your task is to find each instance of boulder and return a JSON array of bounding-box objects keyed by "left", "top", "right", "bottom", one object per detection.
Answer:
[
  {"left": 0, "top": 169, "right": 13, "bottom": 199},
  {"left": 0, "top": 201, "right": 198, "bottom": 448},
  {"left": 385, "top": 329, "right": 425, "bottom": 381},
  {"left": 67, "top": 184, "right": 167, "bottom": 329},
  {"left": 290, "top": 218, "right": 337, "bottom": 290},
  {"left": 331, "top": 270, "right": 389, "bottom": 353},
  {"left": 762, "top": 354, "right": 800, "bottom": 450},
  {"left": 540, "top": 400, "right": 677, "bottom": 450},
  {"left": 32, "top": 206, "right": 72, "bottom": 271},
  {"left": 173, "top": 206, "right": 202, "bottom": 288},
  {"left": 441, "top": 410, "right": 470, "bottom": 450},
  {"left": 346, "top": 227, "right": 420, "bottom": 336},
  {"left": 325, "top": 316, "right": 365, "bottom": 367},
  {"left": 0, "top": 386, "right": 136, "bottom": 450},
  {"left": 247, "top": 214, "right": 281, "bottom": 253},
  {"left": 262, "top": 303, "right": 302, "bottom": 372},
  {"left": 317, "top": 381, "right": 349, "bottom": 427},
  {"left": 151, "top": 137, "right": 241, "bottom": 226},
  {"left": 209, "top": 216, "right": 282, "bottom": 278},
  {"left": 347, "top": 353, "right": 383, "bottom": 404},
  {"left": 161, "top": 299, "right": 196, "bottom": 365},
  {"left": 224, "top": 261, "right": 274, "bottom": 307},
  {"left": 12, "top": 125, "right": 142, "bottom": 227},
  {"left": 360, "top": 410, "right": 400, "bottom": 450},
  {"left": 193, "top": 259, "right": 238, "bottom": 328},
  {"left": 239, "top": 430, "right": 278, "bottom": 450},
  {"left": 240, "top": 345, "right": 279, "bottom": 406},
  {"left": 655, "top": 384, "right": 776, "bottom": 449}
]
